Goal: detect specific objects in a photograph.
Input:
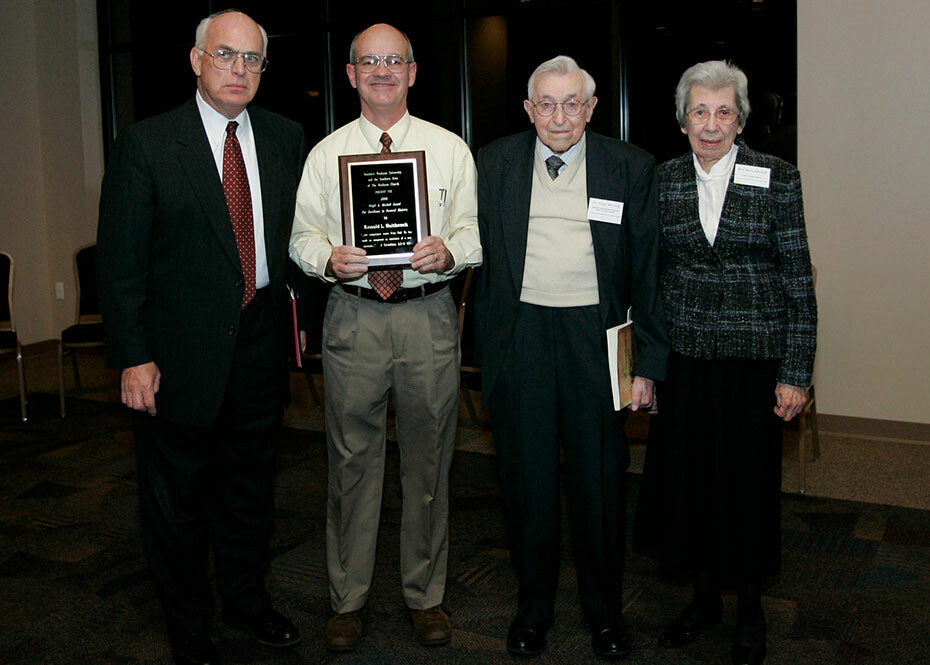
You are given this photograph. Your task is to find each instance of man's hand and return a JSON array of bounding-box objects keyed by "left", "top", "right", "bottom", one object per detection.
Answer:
[
  {"left": 327, "top": 245, "right": 369, "bottom": 280},
  {"left": 410, "top": 236, "right": 454, "bottom": 273},
  {"left": 774, "top": 382, "right": 808, "bottom": 422},
  {"left": 630, "top": 376, "right": 657, "bottom": 413},
  {"left": 121, "top": 362, "right": 161, "bottom": 416}
]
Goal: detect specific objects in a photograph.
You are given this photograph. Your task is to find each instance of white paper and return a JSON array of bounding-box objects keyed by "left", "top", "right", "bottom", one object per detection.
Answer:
[
  {"left": 587, "top": 197, "right": 624, "bottom": 225},
  {"left": 606, "top": 307, "right": 634, "bottom": 411},
  {"left": 733, "top": 164, "right": 771, "bottom": 188}
]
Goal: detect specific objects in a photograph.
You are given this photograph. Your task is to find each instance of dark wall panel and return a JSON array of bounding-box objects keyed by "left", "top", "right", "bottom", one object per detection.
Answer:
[{"left": 97, "top": 0, "right": 796, "bottom": 165}]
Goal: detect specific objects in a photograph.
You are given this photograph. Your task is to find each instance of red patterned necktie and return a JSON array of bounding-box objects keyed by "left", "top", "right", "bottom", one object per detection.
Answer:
[
  {"left": 367, "top": 132, "right": 404, "bottom": 300},
  {"left": 223, "top": 121, "right": 256, "bottom": 309}
]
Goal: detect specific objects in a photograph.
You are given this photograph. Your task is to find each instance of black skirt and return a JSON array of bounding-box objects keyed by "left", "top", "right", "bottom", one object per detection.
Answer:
[{"left": 633, "top": 352, "right": 784, "bottom": 584}]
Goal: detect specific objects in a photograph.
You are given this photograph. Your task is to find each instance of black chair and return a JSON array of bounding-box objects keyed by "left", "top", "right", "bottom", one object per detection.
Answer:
[
  {"left": 59, "top": 243, "right": 105, "bottom": 417},
  {"left": 450, "top": 267, "right": 482, "bottom": 426},
  {"left": 0, "top": 252, "right": 28, "bottom": 422},
  {"left": 797, "top": 264, "right": 821, "bottom": 493},
  {"left": 297, "top": 276, "right": 330, "bottom": 409}
]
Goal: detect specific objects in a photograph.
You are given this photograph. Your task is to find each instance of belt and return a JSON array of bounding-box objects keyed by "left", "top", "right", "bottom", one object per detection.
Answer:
[{"left": 340, "top": 281, "right": 447, "bottom": 304}]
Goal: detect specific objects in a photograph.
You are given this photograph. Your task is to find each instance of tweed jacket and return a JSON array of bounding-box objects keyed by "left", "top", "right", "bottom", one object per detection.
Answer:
[{"left": 658, "top": 140, "right": 816, "bottom": 387}]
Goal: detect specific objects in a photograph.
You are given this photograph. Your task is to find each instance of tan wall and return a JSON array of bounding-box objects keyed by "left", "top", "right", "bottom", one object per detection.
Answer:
[
  {"left": 0, "top": 0, "right": 102, "bottom": 345},
  {"left": 798, "top": 0, "right": 930, "bottom": 424}
]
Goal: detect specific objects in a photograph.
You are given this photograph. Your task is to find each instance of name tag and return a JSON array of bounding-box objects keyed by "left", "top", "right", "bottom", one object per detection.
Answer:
[
  {"left": 587, "top": 198, "right": 624, "bottom": 225},
  {"left": 733, "top": 164, "right": 771, "bottom": 188}
]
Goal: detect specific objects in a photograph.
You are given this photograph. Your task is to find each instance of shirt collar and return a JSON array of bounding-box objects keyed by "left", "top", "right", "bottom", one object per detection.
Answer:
[
  {"left": 195, "top": 90, "right": 251, "bottom": 144},
  {"left": 359, "top": 112, "right": 412, "bottom": 152},
  {"left": 536, "top": 133, "right": 585, "bottom": 167},
  {"left": 693, "top": 142, "right": 738, "bottom": 182}
]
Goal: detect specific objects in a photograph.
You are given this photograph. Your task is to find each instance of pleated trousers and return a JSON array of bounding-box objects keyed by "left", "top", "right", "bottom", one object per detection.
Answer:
[{"left": 322, "top": 285, "right": 460, "bottom": 612}]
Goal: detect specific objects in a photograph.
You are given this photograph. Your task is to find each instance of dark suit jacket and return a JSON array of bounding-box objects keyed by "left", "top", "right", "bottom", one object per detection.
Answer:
[
  {"left": 474, "top": 128, "right": 668, "bottom": 404},
  {"left": 97, "top": 98, "right": 305, "bottom": 426},
  {"left": 658, "top": 140, "right": 817, "bottom": 387}
]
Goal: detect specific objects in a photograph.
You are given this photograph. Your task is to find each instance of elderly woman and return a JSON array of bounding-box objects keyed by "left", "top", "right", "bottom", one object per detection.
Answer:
[{"left": 634, "top": 61, "right": 817, "bottom": 665}]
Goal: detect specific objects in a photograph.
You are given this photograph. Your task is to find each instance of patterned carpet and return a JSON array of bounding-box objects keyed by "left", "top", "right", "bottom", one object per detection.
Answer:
[{"left": 0, "top": 394, "right": 928, "bottom": 664}]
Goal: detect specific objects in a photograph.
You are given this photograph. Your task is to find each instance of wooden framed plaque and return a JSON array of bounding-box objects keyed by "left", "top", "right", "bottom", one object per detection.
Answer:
[{"left": 338, "top": 150, "right": 431, "bottom": 269}]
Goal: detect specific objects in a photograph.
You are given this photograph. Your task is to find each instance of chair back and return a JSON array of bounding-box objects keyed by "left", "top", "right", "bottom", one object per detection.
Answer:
[
  {"left": 73, "top": 243, "right": 101, "bottom": 323},
  {"left": 0, "top": 251, "right": 14, "bottom": 331},
  {"left": 452, "top": 267, "right": 480, "bottom": 371}
]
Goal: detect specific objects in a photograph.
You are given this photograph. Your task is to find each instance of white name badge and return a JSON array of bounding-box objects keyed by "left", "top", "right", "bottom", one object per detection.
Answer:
[
  {"left": 587, "top": 198, "right": 625, "bottom": 225},
  {"left": 733, "top": 164, "right": 771, "bottom": 188}
]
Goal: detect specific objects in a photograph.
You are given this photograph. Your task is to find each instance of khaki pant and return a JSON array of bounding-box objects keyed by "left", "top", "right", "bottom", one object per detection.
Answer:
[{"left": 322, "top": 285, "right": 460, "bottom": 613}]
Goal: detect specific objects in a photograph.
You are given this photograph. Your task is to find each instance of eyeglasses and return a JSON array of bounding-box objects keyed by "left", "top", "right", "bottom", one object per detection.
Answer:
[
  {"left": 199, "top": 48, "right": 267, "bottom": 74},
  {"left": 529, "top": 99, "right": 590, "bottom": 117},
  {"left": 685, "top": 106, "right": 739, "bottom": 125},
  {"left": 352, "top": 54, "right": 411, "bottom": 74}
]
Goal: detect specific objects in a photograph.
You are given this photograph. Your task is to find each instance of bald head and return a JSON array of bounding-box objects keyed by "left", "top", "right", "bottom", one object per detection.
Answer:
[
  {"left": 349, "top": 23, "right": 414, "bottom": 63},
  {"left": 190, "top": 11, "right": 265, "bottom": 118},
  {"left": 346, "top": 23, "right": 417, "bottom": 129}
]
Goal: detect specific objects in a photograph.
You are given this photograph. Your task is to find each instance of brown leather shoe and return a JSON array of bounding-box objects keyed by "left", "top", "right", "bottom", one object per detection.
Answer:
[
  {"left": 409, "top": 605, "right": 451, "bottom": 645},
  {"left": 325, "top": 610, "right": 363, "bottom": 652}
]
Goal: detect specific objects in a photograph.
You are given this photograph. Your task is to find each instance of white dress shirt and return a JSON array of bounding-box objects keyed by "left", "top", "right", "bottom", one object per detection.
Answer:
[
  {"left": 195, "top": 90, "right": 269, "bottom": 289},
  {"left": 290, "top": 112, "right": 481, "bottom": 288},
  {"left": 537, "top": 135, "right": 585, "bottom": 175}
]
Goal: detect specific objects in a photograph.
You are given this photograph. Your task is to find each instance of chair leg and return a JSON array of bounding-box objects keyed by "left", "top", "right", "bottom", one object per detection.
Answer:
[
  {"left": 59, "top": 343, "right": 67, "bottom": 418},
  {"left": 16, "top": 344, "right": 27, "bottom": 423},
  {"left": 461, "top": 377, "right": 479, "bottom": 427},
  {"left": 808, "top": 386, "right": 821, "bottom": 461},
  {"left": 303, "top": 366, "right": 321, "bottom": 408},
  {"left": 797, "top": 419, "right": 807, "bottom": 494},
  {"left": 797, "top": 386, "right": 820, "bottom": 494},
  {"left": 71, "top": 350, "right": 83, "bottom": 394}
]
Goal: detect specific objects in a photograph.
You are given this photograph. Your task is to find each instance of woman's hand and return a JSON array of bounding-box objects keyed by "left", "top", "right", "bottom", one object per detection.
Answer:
[{"left": 774, "top": 382, "right": 808, "bottom": 422}]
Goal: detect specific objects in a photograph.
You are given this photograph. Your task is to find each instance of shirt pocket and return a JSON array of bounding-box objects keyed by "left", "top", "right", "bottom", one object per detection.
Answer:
[{"left": 426, "top": 185, "right": 449, "bottom": 234}]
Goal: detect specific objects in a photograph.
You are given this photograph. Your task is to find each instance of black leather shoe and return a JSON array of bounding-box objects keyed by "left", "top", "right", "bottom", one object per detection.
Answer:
[
  {"left": 592, "top": 620, "right": 632, "bottom": 659},
  {"left": 170, "top": 631, "right": 221, "bottom": 665},
  {"left": 732, "top": 615, "right": 766, "bottom": 665},
  {"left": 506, "top": 622, "right": 547, "bottom": 657},
  {"left": 658, "top": 598, "right": 723, "bottom": 648},
  {"left": 223, "top": 607, "right": 301, "bottom": 648}
]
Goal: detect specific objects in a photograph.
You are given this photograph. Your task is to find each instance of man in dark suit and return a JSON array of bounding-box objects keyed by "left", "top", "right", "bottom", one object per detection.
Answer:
[
  {"left": 97, "top": 10, "right": 304, "bottom": 665},
  {"left": 474, "top": 55, "right": 668, "bottom": 659}
]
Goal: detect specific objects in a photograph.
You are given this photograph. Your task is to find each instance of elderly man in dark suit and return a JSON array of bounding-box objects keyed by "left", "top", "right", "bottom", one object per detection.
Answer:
[
  {"left": 97, "top": 10, "right": 304, "bottom": 665},
  {"left": 474, "top": 55, "right": 668, "bottom": 659}
]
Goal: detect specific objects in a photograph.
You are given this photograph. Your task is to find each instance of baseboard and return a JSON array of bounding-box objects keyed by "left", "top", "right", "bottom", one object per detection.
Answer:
[{"left": 819, "top": 414, "right": 930, "bottom": 445}]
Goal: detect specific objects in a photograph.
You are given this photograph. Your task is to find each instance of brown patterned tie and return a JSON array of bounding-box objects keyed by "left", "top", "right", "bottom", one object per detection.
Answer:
[
  {"left": 223, "top": 121, "right": 256, "bottom": 309},
  {"left": 367, "top": 132, "right": 404, "bottom": 300}
]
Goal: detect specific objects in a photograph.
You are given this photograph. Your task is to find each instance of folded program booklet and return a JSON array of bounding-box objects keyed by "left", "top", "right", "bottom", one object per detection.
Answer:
[{"left": 606, "top": 318, "right": 634, "bottom": 411}]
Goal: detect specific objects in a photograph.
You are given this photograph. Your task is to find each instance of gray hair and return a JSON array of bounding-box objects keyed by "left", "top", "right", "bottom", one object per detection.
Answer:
[
  {"left": 195, "top": 9, "right": 269, "bottom": 58},
  {"left": 348, "top": 25, "right": 415, "bottom": 63},
  {"left": 675, "top": 60, "right": 750, "bottom": 128},
  {"left": 527, "top": 55, "right": 596, "bottom": 100}
]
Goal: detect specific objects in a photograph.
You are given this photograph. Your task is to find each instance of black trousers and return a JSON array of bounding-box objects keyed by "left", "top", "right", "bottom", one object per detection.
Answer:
[
  {"left": 134, "top": 292, "right": 284, "bottom": 635},
  {"left": 488, "top": 302, "right": 628, "bottom": 630}
]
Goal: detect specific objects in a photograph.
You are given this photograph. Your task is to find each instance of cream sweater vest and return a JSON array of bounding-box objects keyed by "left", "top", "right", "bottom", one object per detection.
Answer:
[{"left": 520, "top": 143, "right": 599, "bottom": 307}]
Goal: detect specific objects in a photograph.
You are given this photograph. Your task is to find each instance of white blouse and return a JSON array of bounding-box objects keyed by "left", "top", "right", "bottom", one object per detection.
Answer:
[{"left": 693, "top": 143, "right": 738, "bottom": 246}]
